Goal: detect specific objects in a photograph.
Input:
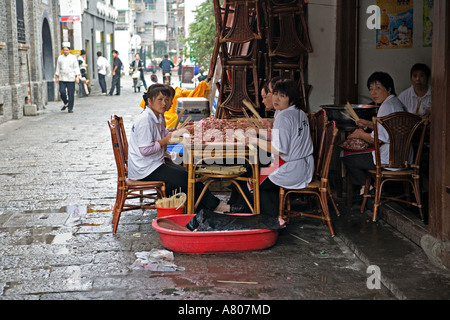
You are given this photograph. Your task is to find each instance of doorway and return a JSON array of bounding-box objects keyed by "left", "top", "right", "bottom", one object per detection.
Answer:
[{"left": 42, "top": 18, "right": 54, "bottom": 101}]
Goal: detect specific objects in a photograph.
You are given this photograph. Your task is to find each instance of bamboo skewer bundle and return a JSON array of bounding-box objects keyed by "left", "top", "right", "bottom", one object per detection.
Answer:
[
  {"left": 174, "top": 109, "right": 186, "bottom": 129},
  {"left": 344, "top": 102, "right": 360, "bottom": 122},
  {"left": 243, "top": 100, "right": 264, "bottom": 122},
  {"left": 177, "top": 115, "right": 192, "bottom": 129},
  {"left": 242, "top": 109, "right": 262, "bottom": 129},
  {"left": 156, "top": 189, "right": 186, "bottom": 209}
]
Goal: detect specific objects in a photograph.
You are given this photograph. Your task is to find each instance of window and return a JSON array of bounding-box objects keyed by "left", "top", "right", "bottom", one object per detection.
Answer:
[
  {"left": 144, "top": 0, "right": 155, "bottom": 10},
  {"left": 16, "top": 0, "right": 26, "bottom": 43}
]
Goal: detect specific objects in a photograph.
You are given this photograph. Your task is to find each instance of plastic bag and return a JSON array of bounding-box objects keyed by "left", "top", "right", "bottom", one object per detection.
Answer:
[
  {"left": 185, "top": 209, "right": 282, "bottom": 232},
  {"left": 130, "top": 249, "right": 185, "bottom": 271}
]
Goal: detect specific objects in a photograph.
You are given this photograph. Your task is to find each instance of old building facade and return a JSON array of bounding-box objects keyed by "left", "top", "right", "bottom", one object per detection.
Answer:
[{"left": 0, "top": 0, "right": 61, "bottom": 124}]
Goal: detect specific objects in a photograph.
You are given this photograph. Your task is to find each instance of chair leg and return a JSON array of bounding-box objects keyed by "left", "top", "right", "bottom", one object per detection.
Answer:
[
  {"left": 319, "top": 191, "right": 335, "bottom": 237},
  {"left": 412, "top": 177, "right": 425, "bottom": 221},
  {"left": 112, "top": 190, "right": 126, "bottom": 233},
  {"left": 327, "top": 185, "right": 340, "bottom": 216},
  {"left": 360, "top": 176, "right": 371, "bottom": 213},
  {"left": 372, "top": 179, "right": 382, "bottom": 222},
  {"left": 279, "top": 187, "right": 286, "bottom": 220}
]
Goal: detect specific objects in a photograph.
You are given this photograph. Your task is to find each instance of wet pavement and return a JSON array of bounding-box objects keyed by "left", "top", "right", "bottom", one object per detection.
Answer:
[{"left": 0, "top": 77, "right": 449, "bottom": 305}]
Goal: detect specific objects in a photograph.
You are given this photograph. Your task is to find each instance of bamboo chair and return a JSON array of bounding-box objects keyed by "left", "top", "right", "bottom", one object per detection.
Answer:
[
  {"left": 311, "top": 110, "right": 340, "bottom": 216},
  {"left": 219, "top": 0, "right": 262, "bottom": 44},
  {"left": 279, "top": 121, "right": 339, "bottom": 236},
  {"left": 108, "top": 117, "right": 166, "bottom": 233},
  {"left": 360, "top": 112, "right": 430, "bottom": 222}
]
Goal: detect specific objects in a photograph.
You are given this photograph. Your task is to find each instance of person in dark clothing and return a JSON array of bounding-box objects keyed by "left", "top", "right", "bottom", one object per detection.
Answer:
[
  {"left": 108, "top": 50, "right": 122, "bottom": 96},
  {"left": 130, "top": 53, "right": 147, "bottom": 92},
  {"left": 159, "top": 54, "right": 174, "bottom": 73}
]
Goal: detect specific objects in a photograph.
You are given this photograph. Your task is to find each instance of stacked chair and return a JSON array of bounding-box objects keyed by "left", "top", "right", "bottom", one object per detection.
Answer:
[
  {"left": 262, "top": 0, "right": 313, "bottom": 112},
  {"left": 210, "top": 0, "right": 313, "bottom": 118}
]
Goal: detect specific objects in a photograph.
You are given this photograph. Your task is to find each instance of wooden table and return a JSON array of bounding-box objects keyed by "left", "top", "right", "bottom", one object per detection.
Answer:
[{"left": 183, "top": 141, "right": 260, "bottom": 215}]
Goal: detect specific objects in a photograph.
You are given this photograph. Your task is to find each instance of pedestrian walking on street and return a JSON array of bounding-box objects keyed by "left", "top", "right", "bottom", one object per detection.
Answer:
[
  {"left": 108, "top": 50, "right": 122, "bottom": 96},
  {"left": 177, "top": 57, "right": 183, "bottom": 85},
  {"left": 55, "top": 45, "right": 80, "bottom": 113},
  {"left": 130, "top": 53, "right": 147, "bottom": 92},
  {"left": 97, "top": 51, "right": 109, "bottom": 95}
]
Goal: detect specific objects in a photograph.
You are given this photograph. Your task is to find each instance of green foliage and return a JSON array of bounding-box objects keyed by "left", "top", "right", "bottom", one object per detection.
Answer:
[{"left": 184, "top": 1, "right": 216, "bottom": 69}]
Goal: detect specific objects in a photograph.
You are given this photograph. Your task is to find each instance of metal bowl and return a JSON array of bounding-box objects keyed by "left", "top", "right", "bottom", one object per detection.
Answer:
[{"left": 321, "top": 104, "right": 379, "bottom": 129}]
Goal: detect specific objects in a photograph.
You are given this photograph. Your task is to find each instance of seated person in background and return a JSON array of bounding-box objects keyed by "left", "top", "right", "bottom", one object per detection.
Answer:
[
  {"left": 398, "top": 63, "right": 432, "bottom": 116},
  {"left": 128, "top": 84, "right": 244, "bottom": 214},
  {"left": 342, "top": 72, "right": 408, "bottom": 192}
]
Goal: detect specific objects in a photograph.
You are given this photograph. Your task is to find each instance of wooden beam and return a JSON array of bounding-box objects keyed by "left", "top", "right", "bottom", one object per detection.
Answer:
[
  {"left": 334, "top": 0, "right": 358, "bottom": 105},
  {"left": 429, "top": 0, "right": 450, "bottom": 240}
]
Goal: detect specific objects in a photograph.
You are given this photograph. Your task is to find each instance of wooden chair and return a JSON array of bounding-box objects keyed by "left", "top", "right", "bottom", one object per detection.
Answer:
[
  {"left": 360, "top": 112, "right": 430, "bottom": 222},
  {"left": 219, "top": 0, "right": 262, "bottom": 44},
  {"left": 107, "top": 117, "right": 166, "bottom": 233},
  {"left": 311, "top": 110, "right": 340, "bottom": 216},
  {"left": 279, "top": 121, "right": 339, "bottom": 236}
]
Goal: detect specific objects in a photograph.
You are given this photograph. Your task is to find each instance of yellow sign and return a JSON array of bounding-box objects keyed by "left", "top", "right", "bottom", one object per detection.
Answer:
[{"left": 61, "top": 50, "right": 81, "bottom": 55}]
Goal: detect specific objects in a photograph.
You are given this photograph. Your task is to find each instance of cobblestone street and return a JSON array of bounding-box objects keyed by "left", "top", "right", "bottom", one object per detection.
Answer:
[{"left": 1, "top": 77, "right": 448, "bottom": 306}]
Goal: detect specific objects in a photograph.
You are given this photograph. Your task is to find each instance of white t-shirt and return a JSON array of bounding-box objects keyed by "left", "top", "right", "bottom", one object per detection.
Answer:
[
  {"left": 370, "top": 95, "right": 411, "bottom": 166},
  {"left": 97, "top": 56, "right": 110, "bottom": 76},
  {"left": 398, "top": 85, "right": 432, "bottom": 115},
  {"left": 269, "top": 105, "right": 314, "bottom": 189},
  {"left": 128, "top": 107, "right": 168, "bottom": 180}
]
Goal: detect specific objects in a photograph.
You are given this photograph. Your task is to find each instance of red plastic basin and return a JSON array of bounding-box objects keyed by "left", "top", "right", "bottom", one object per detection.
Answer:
[{"left": 152, "top": 214, "right": 280, "bottom": 254}]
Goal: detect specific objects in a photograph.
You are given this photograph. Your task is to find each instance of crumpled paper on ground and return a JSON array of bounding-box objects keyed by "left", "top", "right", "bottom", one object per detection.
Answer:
[{"left": 130, "top": 249, "right": 185, "bottom": 271}]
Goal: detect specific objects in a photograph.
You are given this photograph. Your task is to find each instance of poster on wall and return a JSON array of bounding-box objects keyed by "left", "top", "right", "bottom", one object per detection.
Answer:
[
  {"left": 423, "top": 0, "right": 434, "bottom": 47},
  {"left": 376, "top": 0, "right": 413, "bottom": 49}
]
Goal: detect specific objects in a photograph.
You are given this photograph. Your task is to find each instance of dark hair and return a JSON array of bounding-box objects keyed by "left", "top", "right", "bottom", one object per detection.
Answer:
[
  {"left": 367, "top": 71, "right": 396, "bottom": 96},
  {"left": 164, "top": 84, "right": 175, "bottom": 98},
  {"left": 96, "top": 51, "right": 102, "bottom": 57},
  {"left": 268, "top": 76, "right": 282, "bottom": 93},
  {"left": 272, "top": 78, "right": 301, "bottom": 108},
  {"left": 410, "top": 63, "right": 431, "bottom": 79},
  {"left": 112, "top": 49, "right": 118, "bottom": 55},
  {"left": 80, "top": 49, "right": 86, "bottom": 55},
  {"left": 143, "top": 84, "right": 171, "bottom": 106}
]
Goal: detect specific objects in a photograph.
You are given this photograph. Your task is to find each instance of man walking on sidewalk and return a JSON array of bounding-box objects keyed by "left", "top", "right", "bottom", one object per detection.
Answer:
[
  {"left": 55, "top": 45, "right": 80, "bottom": 113},
  {"left": 108, "top": 50, "right": 122, "bottom": 96},
  {"left": 97, "top": 51, "right": 109, "bottom": 95}
]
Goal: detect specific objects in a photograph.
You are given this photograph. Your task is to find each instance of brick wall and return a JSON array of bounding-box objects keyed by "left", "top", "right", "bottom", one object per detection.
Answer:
[{"left": 0, "top": 0, "right": 60, "bottom": 125}]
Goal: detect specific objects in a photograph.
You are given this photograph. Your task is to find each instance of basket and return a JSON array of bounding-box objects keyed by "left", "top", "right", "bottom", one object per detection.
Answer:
[{"left": 156, "top": 206, "right": 185, "bottom": 218}]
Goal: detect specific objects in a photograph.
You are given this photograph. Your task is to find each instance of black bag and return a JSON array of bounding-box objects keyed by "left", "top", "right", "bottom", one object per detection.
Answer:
[{"left": 185, "top": 209, "right": 281, "bottom": 232}]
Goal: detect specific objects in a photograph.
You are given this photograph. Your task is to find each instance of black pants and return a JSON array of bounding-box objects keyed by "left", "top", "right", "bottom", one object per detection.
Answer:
[
  {"left": 109, "top": 75, "right": 121, "bottom": 95},
  {"left": 140, "top": 73, "right": 147, "bottom": 90},
  {"left": 229, "top": 174, "right": 280, "bottom": 217},
  {"left": 341, "top": 153, "right": 376, "bottom": 186},
  {"left": 259, "top": 178, "right": 281, "bottom": 217},
  {"left": 141, "top": 162, "right": 220, "bottom": 212},
  {"left": 59, "top": 81, "right": 75, "bottom": 111},
  {"left": 98, "top": 73, "right": 107, "bottom": 93}
]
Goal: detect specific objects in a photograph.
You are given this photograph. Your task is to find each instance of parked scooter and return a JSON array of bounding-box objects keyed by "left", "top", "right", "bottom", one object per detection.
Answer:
[{"left": 163, "top": 72, "right": 171, "bottom": 85}]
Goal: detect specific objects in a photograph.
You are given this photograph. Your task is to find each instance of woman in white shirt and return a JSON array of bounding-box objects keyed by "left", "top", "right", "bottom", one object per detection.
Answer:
[
  {"left": 245, "top": 79, "right": 314, "bottom": 217},
  {"left": 342, "top": 72, "right": 406, "bottom": 187},
  {"left": 128, "top": 84, "right": 243, "bottom": 213}
]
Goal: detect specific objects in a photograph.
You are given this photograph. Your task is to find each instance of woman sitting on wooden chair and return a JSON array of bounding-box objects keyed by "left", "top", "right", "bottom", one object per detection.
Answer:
[
  {"left": 240, "top": 78, "right": 314, "bottom": 217},
  {"left": 127, "top": 84, "right": 244, "bottom": 214}
]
